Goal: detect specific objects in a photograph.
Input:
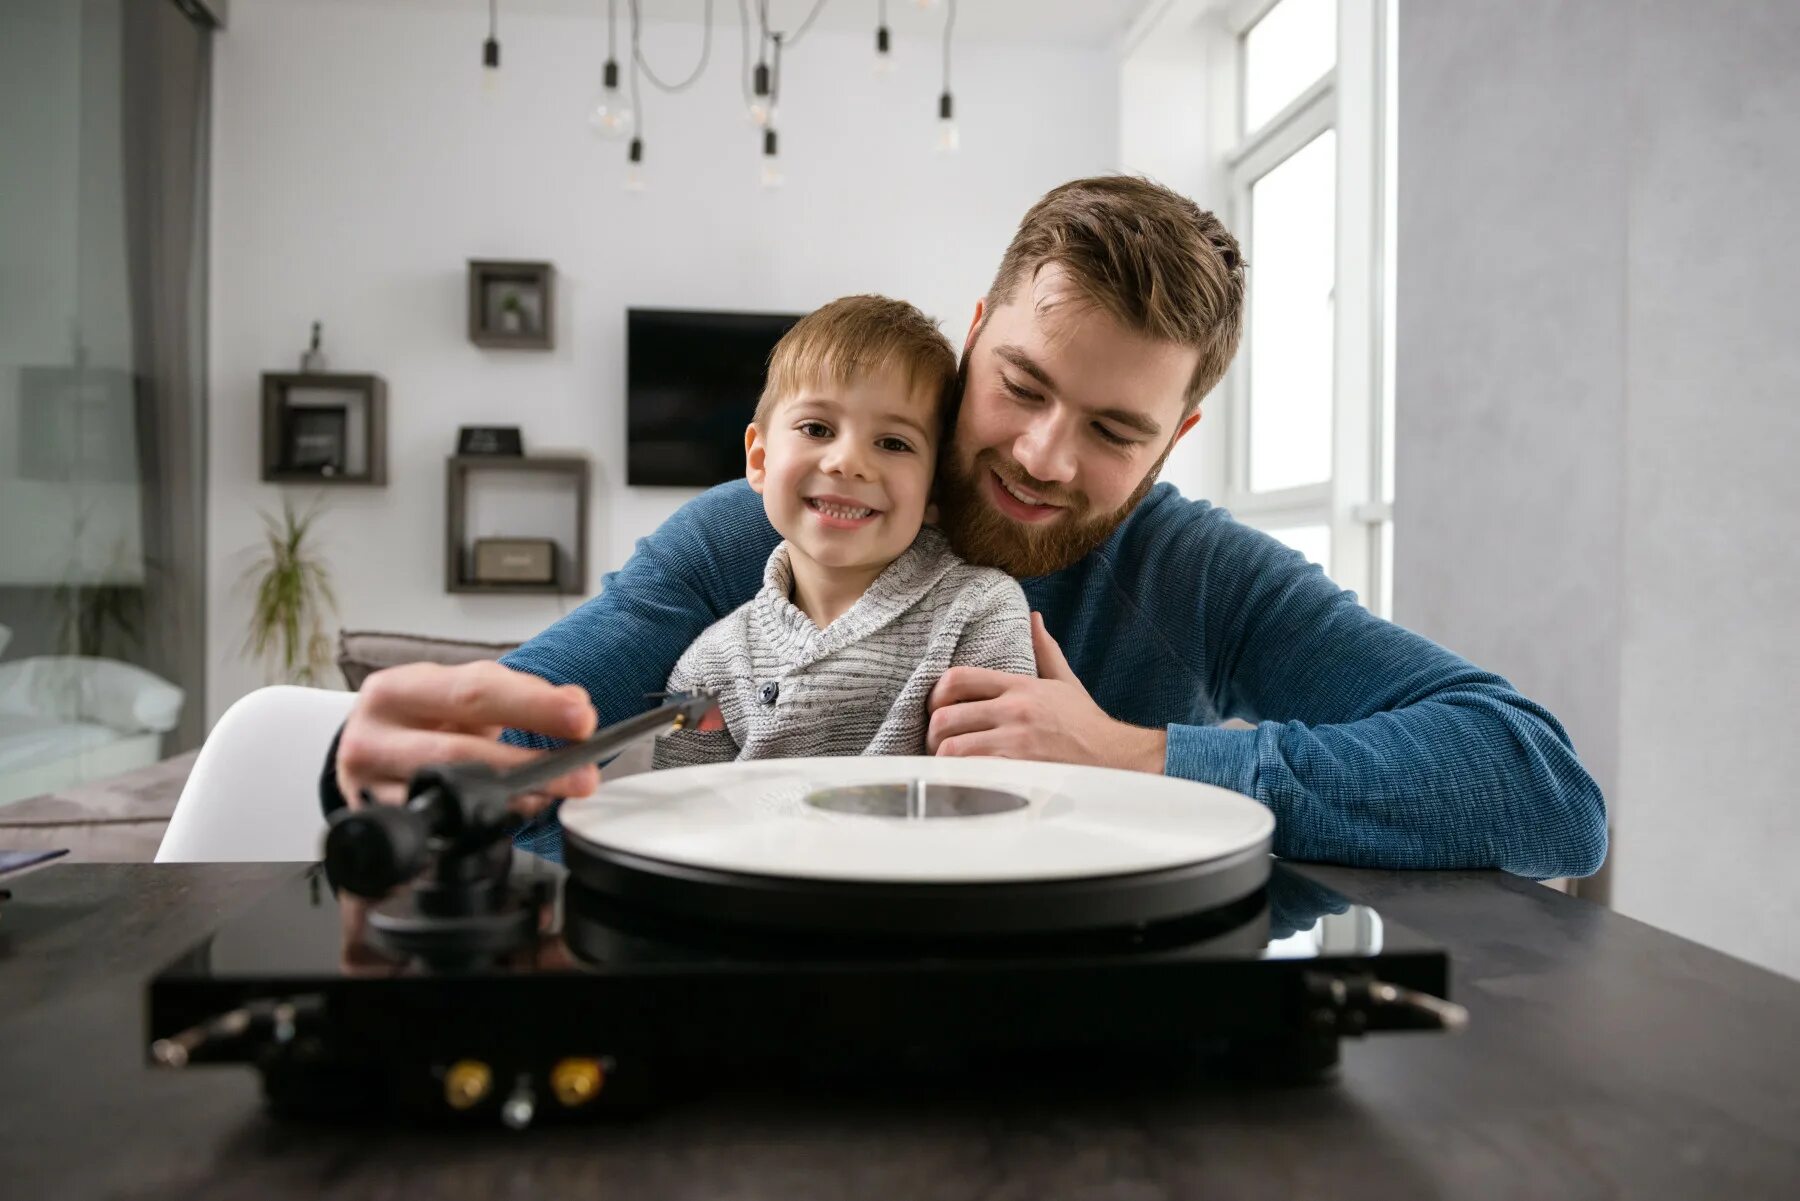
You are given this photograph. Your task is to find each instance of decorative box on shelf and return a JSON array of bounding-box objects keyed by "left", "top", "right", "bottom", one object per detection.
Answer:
[
  {"left": 468, "top": 260, "right": 555, "bottom": 350},
  {"left": 445, "top": 453, "right": 589, "bottom": 595},
  {"left": 260, "top": 372, "right": 387, "bottom": 485}
]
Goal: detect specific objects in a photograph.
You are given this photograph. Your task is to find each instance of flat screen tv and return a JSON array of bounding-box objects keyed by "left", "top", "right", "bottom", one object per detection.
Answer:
[{"left": 627, "top": 308, "right": 804, "bottom": 487}]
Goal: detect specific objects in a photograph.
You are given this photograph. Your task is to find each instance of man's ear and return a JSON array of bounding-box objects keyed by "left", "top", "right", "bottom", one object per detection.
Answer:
[
  {"left": 962, "top": 298, "right": 987, "bottom": 354},
  {"left": 1170, "top": 409, "right": 1203, "bottom": 448},
  {"left": 744, "top": 423, "right": 767, "bottom": 494}
]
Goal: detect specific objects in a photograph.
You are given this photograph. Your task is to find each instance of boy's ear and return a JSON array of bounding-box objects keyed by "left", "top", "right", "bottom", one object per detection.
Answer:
[{"left": 744, "top": 423, "right": 766, "bottom": 494}]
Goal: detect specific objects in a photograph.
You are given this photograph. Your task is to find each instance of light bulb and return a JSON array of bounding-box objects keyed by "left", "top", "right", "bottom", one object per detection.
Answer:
[
  {"left": 936, "top": 92, "right": 959, "bottom": 154},
  {"left": 748, "top": 100, "right": 774, "bottom": 128},
  {"left": 625, "top": 138, "right": 646, "bottom": 191},
  {"left": 590, "top": 98, "right": 632, "bottom": 139},
  {"left": 589, "top": 59, "right": 631, "bottom": 139},
  {"left": 482, "top": 36, "right": 500, "bottom": 94},
  {"left": 913, "top": 0, "right": 938, "bottom": 9},
  {"left": 874, "top": 26, "right": 894, "bottom": 76},
  {"left": 760, "top": 128, "right": 783, "bottom": 188}
]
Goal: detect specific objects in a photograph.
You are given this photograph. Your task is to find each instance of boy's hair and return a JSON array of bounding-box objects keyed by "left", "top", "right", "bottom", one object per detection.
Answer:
[
  {"left": 755, "top": 295, "right": 957, "bottom": 431},
  {"left": 986, "top": 175, "right": 1246, "bottom": 414}
]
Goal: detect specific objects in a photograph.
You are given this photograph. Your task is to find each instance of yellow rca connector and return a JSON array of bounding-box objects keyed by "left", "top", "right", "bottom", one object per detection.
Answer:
[
  {"left": 549, "top": 1057, "right": 606, "bottom": 1107},
  {"left": 443, "top": 1059, "right": 493, "bottom": 1110}
]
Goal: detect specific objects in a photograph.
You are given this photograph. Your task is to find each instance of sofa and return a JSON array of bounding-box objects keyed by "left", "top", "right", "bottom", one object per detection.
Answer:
[{"left": 0, "top": 630, "right": 524, "bottom": 862}]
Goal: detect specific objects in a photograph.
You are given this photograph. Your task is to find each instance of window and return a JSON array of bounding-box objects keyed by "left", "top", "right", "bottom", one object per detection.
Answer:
[{"left": 1222, "top": 0, "right": 1394, "bottom": 617}]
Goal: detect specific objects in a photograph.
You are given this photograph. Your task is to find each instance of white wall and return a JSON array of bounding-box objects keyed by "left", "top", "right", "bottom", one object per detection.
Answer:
[
  {"left": 1397, "top": 0, "right": 1800, "bottom": 979},
  {"left": 207, "top": 0, "right": 1118, "bottom": 723},
  {"left": 1114, "top": 0, "right": 1238, "bottom": 502}
]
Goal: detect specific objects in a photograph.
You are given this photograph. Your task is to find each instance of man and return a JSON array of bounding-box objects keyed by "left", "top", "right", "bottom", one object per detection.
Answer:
[{"left": 325, "top": 176, "right": 1606, "bottom": 880}]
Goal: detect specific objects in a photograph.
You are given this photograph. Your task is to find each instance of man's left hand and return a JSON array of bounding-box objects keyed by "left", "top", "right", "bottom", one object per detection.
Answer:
[{"left": 926, "top": 612, "right": 1168, "bottom": 773}]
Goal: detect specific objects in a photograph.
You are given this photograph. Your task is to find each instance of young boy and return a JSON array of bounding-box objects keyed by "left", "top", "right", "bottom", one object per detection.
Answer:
[{"left": 653, "top": 294, "right": 1035, "bottom": 767}]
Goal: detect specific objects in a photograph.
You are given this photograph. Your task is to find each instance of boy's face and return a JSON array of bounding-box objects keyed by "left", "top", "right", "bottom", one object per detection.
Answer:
[
  {"left": 936, "top": 264, "right": 1204, "bottom": 578},
  {"left": 745, "top": 363, "right": 939, "bottom": 578}
]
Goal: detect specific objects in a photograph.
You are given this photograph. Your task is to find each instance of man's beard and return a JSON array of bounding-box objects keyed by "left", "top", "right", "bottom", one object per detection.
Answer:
[{"left": 935, "top": 444, "right": 1169, "bottom": 578}]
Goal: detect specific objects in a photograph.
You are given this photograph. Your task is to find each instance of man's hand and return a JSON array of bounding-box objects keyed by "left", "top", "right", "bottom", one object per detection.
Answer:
[
  {"left": 926, "top": 613, "right": 1168, "bottom": 773},
  {"left": 336, "top": 660, "right": 600, "bottom": 816}
]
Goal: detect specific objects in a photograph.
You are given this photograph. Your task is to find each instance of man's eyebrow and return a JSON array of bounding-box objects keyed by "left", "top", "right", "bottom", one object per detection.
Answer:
[
  {"left": 994, "top": 344, "right": 1162, "bottom": 439},
  {"left": 994, "top": 344, "right": 1057, "bottom": 392}
]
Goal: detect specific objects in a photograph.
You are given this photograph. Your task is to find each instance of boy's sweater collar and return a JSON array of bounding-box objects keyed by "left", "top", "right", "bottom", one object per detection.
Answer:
[{"left": 755, "top": 527, "right": 959, "bottom": 668}]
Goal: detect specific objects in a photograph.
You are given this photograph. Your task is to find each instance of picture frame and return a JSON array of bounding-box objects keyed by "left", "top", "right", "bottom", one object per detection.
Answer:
[
  {"left": 282, "top": 405, "right": 349, "bottom": 475},
  {"left": 456, "top": 425, "right": 525, "bottom": 456}
]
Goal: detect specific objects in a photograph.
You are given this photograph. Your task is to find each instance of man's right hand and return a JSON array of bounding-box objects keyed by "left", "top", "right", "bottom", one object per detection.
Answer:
[{"left": 336, "top": 661, "right": 600, "bottom": 817}]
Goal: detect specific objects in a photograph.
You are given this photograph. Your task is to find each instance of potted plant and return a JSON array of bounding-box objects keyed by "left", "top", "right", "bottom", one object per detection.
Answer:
[
  {"left": 499, "top": 289, "right": 526, "bottom": 334},
  {"left": 240, "top": 497, "right": 338, "bottom": 685}
]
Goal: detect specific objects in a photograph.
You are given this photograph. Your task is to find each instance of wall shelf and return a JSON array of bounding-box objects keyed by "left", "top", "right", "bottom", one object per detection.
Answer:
[
  {"left": 445, "top": 454, "right": 589, "bottom": 595},
  {"left": 468, "top": 259, "right": 555, "bottom": 350},
  {"left": 260, "top": 372, "right": 387, "bottom": 485}
]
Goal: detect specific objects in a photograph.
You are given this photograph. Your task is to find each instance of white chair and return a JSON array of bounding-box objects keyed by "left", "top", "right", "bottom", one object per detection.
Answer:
[{"left": 156, "top": 685, "right": 355, "bottom": 862}]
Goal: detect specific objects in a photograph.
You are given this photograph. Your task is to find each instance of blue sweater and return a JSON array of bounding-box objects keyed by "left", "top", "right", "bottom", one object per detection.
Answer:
[{"left": 503, "top": 480, "right": 1607, "bottom": 878}]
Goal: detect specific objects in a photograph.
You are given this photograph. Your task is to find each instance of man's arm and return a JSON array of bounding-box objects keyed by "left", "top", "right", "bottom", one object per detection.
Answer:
[
  {"left": 500, "top": 480, "right": 778, "bottom": 744},
  {"left": 929, "top": 493, "right": 1607, "bottom": 880},
  {"left": 323, "top": 482, "right": 776, "bottom": 814},
  {"left": 1148, "top": 506, "right": 1607, "bottom": 880}
]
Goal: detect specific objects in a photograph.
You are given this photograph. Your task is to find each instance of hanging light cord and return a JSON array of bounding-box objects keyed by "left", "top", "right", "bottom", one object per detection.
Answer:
[
  {"left": 490, "top": 0, "right": 498, "bottom": 40},
  {"left": 629, "top": 1, "right": 646, "bottom": 137},
  {"left": 628, "top": 0, "right": 715, "bottom": 93},
  {"left": 606, "top": 0, "right": 617, "bottom": 59},
  {"left": 942, "top": 0, "right": 955, "bottom": 94},
  {"left": 782, "top": 0, "right": 831, "bottom": 48},
  {"left": 738, "top": 0, "right": 758, "bottom": 107}
]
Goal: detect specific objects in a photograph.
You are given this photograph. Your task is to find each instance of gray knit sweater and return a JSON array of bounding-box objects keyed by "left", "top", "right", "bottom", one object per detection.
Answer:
[{"left": 652, "top": 526, "right": 1036, "bottom": 767}]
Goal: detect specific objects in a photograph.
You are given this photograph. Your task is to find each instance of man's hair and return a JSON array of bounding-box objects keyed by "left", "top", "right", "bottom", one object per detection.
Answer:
[
  {"left": 986, "top": 175, "right": 1246, "bottom": 413},
  {"left": 755, "top": 294, "right": 958, "bottom": 430}
]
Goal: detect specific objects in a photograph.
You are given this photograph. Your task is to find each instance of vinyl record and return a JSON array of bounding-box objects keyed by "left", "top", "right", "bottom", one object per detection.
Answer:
[{"left": 560, "top": 757, "right": 1274, "bottom": 937}]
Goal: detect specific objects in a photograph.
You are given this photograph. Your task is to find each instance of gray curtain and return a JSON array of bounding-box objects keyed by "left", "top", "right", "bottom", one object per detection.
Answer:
[{"left": 121, "top": 0, "right": 212, "bottom": 752}]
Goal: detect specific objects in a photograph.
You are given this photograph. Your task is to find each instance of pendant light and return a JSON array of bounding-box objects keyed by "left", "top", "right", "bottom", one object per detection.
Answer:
[
  {"left": 590, "top": 0, "right": 633, "bottom": 139},
  {"left": 749, "top": 0, "right": 774, "bottom": 126},
  {"left": 481, "top": 0, "right": 501, "bottom": 92},
  {"left": 874, "top": 0, "right": 893, "bottom": 76},
  {"left": 760, "top": 32, "right": 785, "bottom": 187},
  {"left": 936, "top": 0, "right": 958, "bottom": 153}
]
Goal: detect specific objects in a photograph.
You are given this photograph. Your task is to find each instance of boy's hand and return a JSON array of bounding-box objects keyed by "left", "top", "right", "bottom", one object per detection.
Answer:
[
  {"left": 925, "top": 613, "right": 1167, "bottom": 773},
  {"left": 336, "top": 661, "right": 600, "bottom": 817}
]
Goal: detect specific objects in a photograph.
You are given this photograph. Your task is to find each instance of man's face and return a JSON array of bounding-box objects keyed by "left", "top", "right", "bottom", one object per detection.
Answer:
[{"left": 936, "top": 264, "right": 1203, "bottom": 578}]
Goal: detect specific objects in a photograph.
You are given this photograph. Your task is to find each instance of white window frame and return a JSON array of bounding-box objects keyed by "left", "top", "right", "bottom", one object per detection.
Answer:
[{"left": 1218, "top": 0, "right": 1393, "bottom": 616}]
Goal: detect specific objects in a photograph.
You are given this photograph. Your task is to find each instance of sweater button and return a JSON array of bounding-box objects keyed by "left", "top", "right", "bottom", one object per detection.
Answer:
[{"left": 759, "top": 681, "right": 779, "bottom": 705}]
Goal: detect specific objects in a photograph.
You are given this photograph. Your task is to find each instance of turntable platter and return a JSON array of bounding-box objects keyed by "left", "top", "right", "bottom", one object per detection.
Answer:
[
  {"left": 560, "top": 758, "right": 1275, "bottom": 936},
  {"left": 561, "top": 756, "right": 1272, "bottom": 885}
]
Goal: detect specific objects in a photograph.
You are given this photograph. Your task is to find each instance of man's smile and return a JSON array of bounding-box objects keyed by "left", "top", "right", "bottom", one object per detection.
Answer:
[{"left": 986, "top": 469, "right": 1066, "bottom": 524}]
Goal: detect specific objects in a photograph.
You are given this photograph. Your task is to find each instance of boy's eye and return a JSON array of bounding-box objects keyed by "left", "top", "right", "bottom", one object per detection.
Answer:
[
  {"left": 797, "top": 420, "right": 832, "bottom": 438},
  {"left": 877, "top": 437, "right": 914, "bottom": 453},
  {"left": 1093, "top": 424, "right": 1134, "bottom": 447}
]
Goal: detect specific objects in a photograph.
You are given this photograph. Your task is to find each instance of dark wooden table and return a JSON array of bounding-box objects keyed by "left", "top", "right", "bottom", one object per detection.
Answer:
[{"left": 1, "top": 863, "right": 1795, "bottom": 1200}]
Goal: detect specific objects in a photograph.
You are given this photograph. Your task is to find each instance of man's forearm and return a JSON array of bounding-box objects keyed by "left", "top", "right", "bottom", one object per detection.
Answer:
[{"left": 1163, "top": 683, "right": 1607, "bottom": 880}]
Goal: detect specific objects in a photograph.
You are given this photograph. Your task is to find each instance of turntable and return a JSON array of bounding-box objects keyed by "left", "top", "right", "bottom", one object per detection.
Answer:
[{"left": 146, "top": 695, "right": 1466, "bottom": 1126}]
